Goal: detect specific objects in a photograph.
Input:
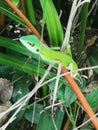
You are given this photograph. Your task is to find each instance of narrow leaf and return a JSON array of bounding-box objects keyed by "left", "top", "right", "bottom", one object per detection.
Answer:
[
  {"left": 0, "top": 53, "right": 44, "bottom": 75},
  {"left": 40, "top": 0, "right": 63, "bottom": 46}
]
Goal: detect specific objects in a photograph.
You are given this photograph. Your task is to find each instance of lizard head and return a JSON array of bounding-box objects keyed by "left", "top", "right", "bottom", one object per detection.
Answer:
[{"left": 19, "top": 35, "right": 42, "bottom": 54}]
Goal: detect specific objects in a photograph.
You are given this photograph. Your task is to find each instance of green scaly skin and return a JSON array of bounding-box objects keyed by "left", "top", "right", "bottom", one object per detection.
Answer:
[{"left": 19, "top": 35, "right": 78, "bottom": 71}]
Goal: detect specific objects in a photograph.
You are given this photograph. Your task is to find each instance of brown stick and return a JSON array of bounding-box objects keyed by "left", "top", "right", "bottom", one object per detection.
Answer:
[
  {"left": 61, "top": 67, "right": 98, "bottom": 129},
  {"left": 0, "top": 13, "right": 5, "bottom": 26},
  {"left": 63, "top": 118, "right": 70, "bottom": 130}
]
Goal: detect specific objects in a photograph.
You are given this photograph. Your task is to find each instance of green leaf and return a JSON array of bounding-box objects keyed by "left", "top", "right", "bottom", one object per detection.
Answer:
[
  {"left": 36, "top": 109, "right": 64, "bottom": 130},
  {"left": 0, "top": 52, "right": 58, "bottom": 83},
  {"left": 7, "top": 109, "right": 25, "bottom": 129},
  {"left": 57, "top": 86, "right": 65, "bottom": 101},
  {"left": 24, "top": 104, "right": 43, "bottom": 124},
  {"left": 87, "top": 46, "right": 98, "bottom": 73},
  {"left": 0, "top": 36, "right": 32, "bottom": 56},
  {"left": 0, "top": 66, "right": 12, "bottom": 78},
  {"left": 6, "top": 127, "right": 17, "bottom": 130},
  {"left": 89, "top": 56, "right": 98, "bottom": 73},
  {"left": 86, "top": 89, "right": 98, "bottom": 110},
  {"left": 77, "top": 3, "right": 89, "bottom": 59},
  {"left": 40, "top": 0, "right": 63, "bottom": 46},
  {"left": 0, "top": 53, "right": 45, "bottom": 75},
  {"left": 64, "top": 85, "right": 77, "bottom": 106},
  {"left": 49, "top": 80, "right": 77, "bottom": 106},
  {"left": 12, "top": 72, "right": 32, "bottom": 102},
  {"left": 25, "top": 0, "right": 36, "bottom": 25},
  {"left": 0, "top": 1, "right": 26, "bottom": 27}
]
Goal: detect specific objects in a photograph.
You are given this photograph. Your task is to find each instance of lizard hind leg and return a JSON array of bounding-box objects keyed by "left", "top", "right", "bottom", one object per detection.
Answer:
[
  {"left": 67, "top": 63, "right": 81, "bottom": 83},
  {"left": 67, "top": 63, "right": 75, "bottom": 76}
]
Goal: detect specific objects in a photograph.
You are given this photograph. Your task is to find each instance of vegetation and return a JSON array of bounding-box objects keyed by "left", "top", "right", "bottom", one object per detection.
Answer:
[{"left": 0, "top": 0, "right": 98, "bottom": 129}]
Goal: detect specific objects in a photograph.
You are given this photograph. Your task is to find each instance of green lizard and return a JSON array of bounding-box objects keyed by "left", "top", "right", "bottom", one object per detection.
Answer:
[{"left": 19, "top": 35, "right": 78, "bottom": 74}]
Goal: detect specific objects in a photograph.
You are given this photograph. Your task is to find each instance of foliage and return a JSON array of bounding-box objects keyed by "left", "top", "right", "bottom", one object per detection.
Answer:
[{"left": 0, "top": 0, "right": 98, "bottom": 129}]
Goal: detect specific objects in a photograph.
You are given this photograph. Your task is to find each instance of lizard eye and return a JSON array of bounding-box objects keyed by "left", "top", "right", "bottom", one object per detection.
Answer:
[{"left": 27, "top": 41, "right": 35, "bottom": 47}]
